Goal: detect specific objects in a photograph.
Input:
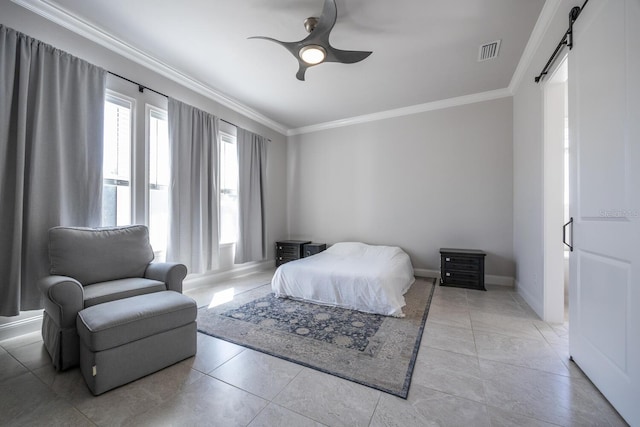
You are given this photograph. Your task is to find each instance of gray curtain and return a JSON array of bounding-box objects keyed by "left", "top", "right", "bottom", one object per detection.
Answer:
[
  {"left": 167, "top": 98, "right": 220, "bottom": 274},
  {"left": 0, "top": 25, "right": 106, "bottom": 316},
  {"left": 234, "top": 128, "right": 268, "bottom": 264}
]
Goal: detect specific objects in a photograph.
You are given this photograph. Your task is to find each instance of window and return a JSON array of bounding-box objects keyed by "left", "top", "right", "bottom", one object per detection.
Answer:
[
  {"left": 101, "top": 82, "right": 169, "bottom": 260},
  {"left": 102, "top": 80, "right": 237, "bottom": 265},
  {"left": 219, "top": 130, "right": 238, "bottom": 244},
  {"left": 148, "top": 108, "right": 170, "bottom": 260},
  {"left": 102, "top": 94, "right": 132, "bottom": 226}
]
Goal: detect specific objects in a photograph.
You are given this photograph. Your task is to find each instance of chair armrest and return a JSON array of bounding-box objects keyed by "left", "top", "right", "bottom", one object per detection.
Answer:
[
  {"left": 38, "top": 275, "right": 84, "bottom": 328},
  {"left": 144, "top": 262, "right": 187, "bottom": 293}
]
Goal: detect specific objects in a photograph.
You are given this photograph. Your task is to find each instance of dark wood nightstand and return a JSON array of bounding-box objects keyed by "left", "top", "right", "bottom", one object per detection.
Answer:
[
  {"left": 275, "top": 240, "right": 311, "bottom": 267},
  {"left": 303, "top": 243, "right": 326, "bottom": 257},
  {"left": 440, "top": 248, "right": 486, "bottom": 291}
]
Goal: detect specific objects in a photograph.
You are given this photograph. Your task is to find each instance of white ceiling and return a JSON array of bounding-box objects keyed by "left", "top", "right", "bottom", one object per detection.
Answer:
[{"left": 19, "top": 0, "right": 545, "bottom": 132}]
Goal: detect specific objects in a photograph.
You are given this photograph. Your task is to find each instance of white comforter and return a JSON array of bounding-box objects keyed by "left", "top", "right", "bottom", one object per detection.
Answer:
[{"left": 271, "top": 242, "right": 415, "bottom": 317}]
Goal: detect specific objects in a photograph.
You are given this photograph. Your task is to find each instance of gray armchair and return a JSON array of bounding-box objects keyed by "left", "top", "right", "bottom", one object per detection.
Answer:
[{"left": 38, "top": 225, "right": 187, "bottom": 370}]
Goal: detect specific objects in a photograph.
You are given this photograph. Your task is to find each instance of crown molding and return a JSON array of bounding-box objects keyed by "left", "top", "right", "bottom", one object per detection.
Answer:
[
  {"left": 508, "top": 0, "right": 563, "bottom": 94},
  {"left": 11, "top": 0, "right": 289, "bottom": 136},
  {"left": 287, "top": 88, "right": 512, "bottom": 136},
  {"left": 12, "top": 0, "right": 547, "bottom": 138}
]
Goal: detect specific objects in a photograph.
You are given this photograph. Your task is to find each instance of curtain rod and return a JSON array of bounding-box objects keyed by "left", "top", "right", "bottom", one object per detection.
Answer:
[
  {"left": 107, "top": 70, "right": 237, "bottom": 128},
  {"left": 534, "top": 0, "right": 589, "bottom": 84}
]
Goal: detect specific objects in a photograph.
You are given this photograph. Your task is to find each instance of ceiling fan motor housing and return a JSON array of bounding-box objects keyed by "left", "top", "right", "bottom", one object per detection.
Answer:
[{"left": 304, "top": 17, "right": 319, "bottom": 33}]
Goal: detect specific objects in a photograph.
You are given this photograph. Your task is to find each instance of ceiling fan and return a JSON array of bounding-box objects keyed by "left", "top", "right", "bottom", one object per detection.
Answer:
[{"left": 249, "top": 0, "right": 372, "bottom": 81}]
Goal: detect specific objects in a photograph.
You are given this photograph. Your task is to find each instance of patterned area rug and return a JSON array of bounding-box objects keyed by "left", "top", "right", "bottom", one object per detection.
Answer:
[{"left": 197, "top": 277, "right": 435, "bottom": 398}]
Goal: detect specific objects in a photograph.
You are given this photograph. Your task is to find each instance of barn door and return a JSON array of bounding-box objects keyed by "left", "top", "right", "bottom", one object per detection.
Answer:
[{"left": 568, "top": 0, "right": 639, "bottom": 424}]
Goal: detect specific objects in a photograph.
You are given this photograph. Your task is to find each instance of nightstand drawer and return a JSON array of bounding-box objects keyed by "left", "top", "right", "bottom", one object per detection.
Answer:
[
  {"left": 443, "top": 260, "right": 480, "bottom": 272},
  {"left": 442, "top": 270, "right": 480, "bottom": 281},
  {"left": 276, "top": 245, "right": 298, "bottom": 256},
  {"left": 443, "top": 254, "right": 480, "bottom": 264}
]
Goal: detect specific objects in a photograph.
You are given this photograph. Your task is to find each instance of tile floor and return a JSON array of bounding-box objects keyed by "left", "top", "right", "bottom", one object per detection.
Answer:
[{"left": 0, "top": 271, "right": 628, "bottom": 426}]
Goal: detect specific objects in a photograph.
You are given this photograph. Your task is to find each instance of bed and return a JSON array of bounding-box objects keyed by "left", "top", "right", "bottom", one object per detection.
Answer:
[{"left": 271, "top": 242, "right": 415, "bottom": 317}]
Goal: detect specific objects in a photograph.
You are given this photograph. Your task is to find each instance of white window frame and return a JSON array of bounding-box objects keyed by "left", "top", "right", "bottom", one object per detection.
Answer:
[
  {"left": 145, "top": 105, "right": 169, "bottom": 224},
  {"left": 146, "top": 105, "right": 170, "bottom": 259},
  {"left": 103, "top": 90, "right": 136, "bottom": 226},
  {"left": 103, "top": 74, "right": 168, "bottom": 236},
  {"left": 219, "top": 121, "right": 238, "bottom": 247}
]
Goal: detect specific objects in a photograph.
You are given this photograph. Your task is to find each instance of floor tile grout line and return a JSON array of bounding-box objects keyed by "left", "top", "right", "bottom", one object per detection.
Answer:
[
  {"left": 480, "top": 391, "right": 567, "bottom": 427},
  {"left": 203, "top": 350, "right": 305, "bottom": 404},
  {"left": 467, "top": 292, "right": 583, "bottom": 406},
  {"left": 68, "top": 405, "right": 98, "bottom": 426},
  {"left": 470, "top": 307, "right": 576, "bottom": 379},
  {"left": 266, "top": 400, "right": 331, "bottom": 427},
  {"left": 467, "top": 296, "right": 492, "bottom": 407},
  {"left": 204, "top": 345, "right": 248, "bottom": 375},
  {"left": 367, "top": 390, "right": 383, "bottom": 427},
  {"left": 407, "top": 382, "right": 488, "bottom": 409},
  {"left": 2, "top": 350, "right": 34, "bottom": 382},
  {"left": 476, "top": 354, "right": 577, "bottom": 380},
  {"left": 473, "top": 328, "right": 559, "bottom": 343},
  {"left": 421, "top": 332, "right": 571, "bottom": 380},
  {"left": 470, "top": 325, "right": 551, "bottom": 342},
  {"left": 201, "top": 356, "right": 303, "bottom": 405},
  {"left": 200, "top": 369, "right": 268, "bottom": 401},
  {"left": 480, "top": 363, "right": 625, "bottom": 426},
  {"left": 243, "top": 399, "right": 270, "bottom": 427},
  {"left": 267, "top": 367, "right": 337, "bottom": 426},
  {"left": 12, "top": 350, "right": 100, "bottom": 426},
  {"left": 268, "top": 362, "right": 306, "bottom": 404}
]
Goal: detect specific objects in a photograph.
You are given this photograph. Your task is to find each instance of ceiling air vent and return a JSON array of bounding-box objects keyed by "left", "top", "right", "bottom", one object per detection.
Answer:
[{"left": 478, "top": 40, "right": 501, "bottom": 62}]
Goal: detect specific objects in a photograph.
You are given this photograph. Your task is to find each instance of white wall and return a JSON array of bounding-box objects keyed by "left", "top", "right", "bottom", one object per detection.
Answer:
[
  {"left": 512, "top": 0, "right": 582, "bottom": 317},
  {"left": 287, "top": 97, "right": 514, "bottom": 280},
  {"left": 0, "top": 1, "right": 288, "bottom": 267}
]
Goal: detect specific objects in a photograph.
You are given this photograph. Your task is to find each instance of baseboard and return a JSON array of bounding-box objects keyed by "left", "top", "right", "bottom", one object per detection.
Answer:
[
  {"left": 413, "top": 268, "right": 514, "bottom": 287},
  {"left": 413, "top": 268, "right": 440, "bottom": 278},
  {"left": 183, "top": 259, "right": 275, "bottom": 292},
  {"left": 515, "top": 279, "right": 544, "bottom": 318},
  {"left": 0, "top": 313, "right": 43, "bottom": 342},
  {"left": 486, "top": 275, "right": 515, "bottom": 287}
]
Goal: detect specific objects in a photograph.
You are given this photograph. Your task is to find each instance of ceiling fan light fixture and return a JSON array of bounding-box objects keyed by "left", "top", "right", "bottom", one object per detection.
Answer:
[{"left": 299, "top": 45, "right": 326, "bottom": 65}]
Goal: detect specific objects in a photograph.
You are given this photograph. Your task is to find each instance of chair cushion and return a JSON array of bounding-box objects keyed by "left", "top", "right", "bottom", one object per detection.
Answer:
[
  {"left": 83, "top": 278, "right": 166, "bottom": 308},
  {"left": 49, "top": 225, "right": 154, "bottom": 285},
  {"left": 77, "top": 291, "right": 197, "bottom": 351}
]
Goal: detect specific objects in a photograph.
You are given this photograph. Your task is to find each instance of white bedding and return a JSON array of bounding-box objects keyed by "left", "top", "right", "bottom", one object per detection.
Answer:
[{"left": 271, "top": 242, "right": 415, "bottom": 317}]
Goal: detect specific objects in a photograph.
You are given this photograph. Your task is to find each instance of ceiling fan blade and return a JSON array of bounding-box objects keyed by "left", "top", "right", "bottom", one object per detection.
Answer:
[
  {"left": 248, "top": 36, "right": 299, "bottom": 58},
  {"left": 296, "top": 63, "right": 309, "bottom": 81},
  {"left": 250, "top": 35, "right": 310, "bottom": 79},
  {"left": 325, "top": 48, "right": 372, "bottom": 64},
  {"left": 311, "top": 0, "right": 337, "bottom": 39}
]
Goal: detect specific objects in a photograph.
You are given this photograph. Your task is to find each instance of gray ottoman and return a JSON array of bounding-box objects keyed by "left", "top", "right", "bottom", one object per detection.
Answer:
[{"left": 76, "top": 291, "right": 197, "bottom": 395}]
